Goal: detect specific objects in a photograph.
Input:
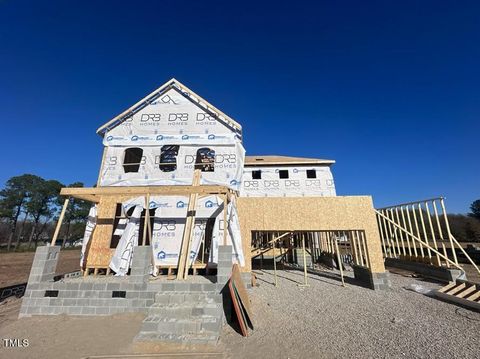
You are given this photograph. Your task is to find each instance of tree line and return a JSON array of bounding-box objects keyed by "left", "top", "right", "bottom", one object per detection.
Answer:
[{"left": 0, "top": 174, "right": 91, "bottom": 251}]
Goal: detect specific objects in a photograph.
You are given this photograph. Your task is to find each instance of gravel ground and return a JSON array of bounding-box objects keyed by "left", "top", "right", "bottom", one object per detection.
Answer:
[
  {"left": 1, "top": 268, "right": 479, "bottom": 358},
  {"left": 222, "top": 269, "right": 480, "bottom": 359}
]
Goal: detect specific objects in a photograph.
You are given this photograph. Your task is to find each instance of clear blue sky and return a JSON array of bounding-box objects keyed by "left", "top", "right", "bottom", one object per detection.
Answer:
[{"left": 0, "top": 0, "right": 478, "bottom": 213}]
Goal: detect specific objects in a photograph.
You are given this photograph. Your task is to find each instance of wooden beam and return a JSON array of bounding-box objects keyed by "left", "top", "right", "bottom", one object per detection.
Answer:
[
  {"left": 298, "top": 233, "right": 309, "bottom": 287},
  {"left": 51, "top": 198, "right": 70, "bottom": 246},
  {"left": 333, "top": 234, "right": 346, "bottom": 287},
  {"left": 60, "top": 184, "right": 230, "bottom": 198},
  {"left": 223, "top": 194, "right": 228, "bottom": 246},
  {"left": 177, "top": 170, "right": 202, "bottom": 280},
  {"left": 142, "top": 193, "right": 151, "bottom": 246},
  {"left": 272, "top": 232, "right": 278, "bottom": 287}
]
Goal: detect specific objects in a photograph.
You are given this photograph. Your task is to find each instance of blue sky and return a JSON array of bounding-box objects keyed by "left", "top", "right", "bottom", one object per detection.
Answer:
[{"left": 0, "top": 0, "right": 478, "bottom": 213}]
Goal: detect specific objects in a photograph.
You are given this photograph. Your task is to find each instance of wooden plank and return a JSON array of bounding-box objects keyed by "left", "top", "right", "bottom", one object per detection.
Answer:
[
  {"left": 223, "top": 195, "right": 228, "bottom": 246},
  {"left": 466, "top": 290, "right": 480, "bottom": 302},
  {"left": 228, "top": 278, "right": 248, "bottom": 337},
  {"left": 51, "top": 198, "right": 70, "bottom": 246},
  {"left": 142, "top": 193, "right": 151, "bottom": 246},
  {"left": 436, "top": 291, "right": 480, "bottom": 312},
  {"left": 446, "top": 283, "right": 466, "bottom": 296},
  {"left": 455, "top": 285, "right": 476, "bottom": 299},
  {"left": 60, "top": 184, "right": 231, "bottom": 199},
  {"left": 177, "top": 170, "right": 201, "bottom": 280},
  {"left": 231, "top": 264, "right": 254, "bottom": 324},
  {"left": 233, "top": 283, "right": 253, "bottom": 330},
  {"left": 438, "top": 282, "right": 457, "bottom": 293}
]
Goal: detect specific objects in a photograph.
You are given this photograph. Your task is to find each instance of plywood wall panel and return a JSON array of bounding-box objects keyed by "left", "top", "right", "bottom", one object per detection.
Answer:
[{"left": 237, "top": 196, "right": 385, "bottom": 273}]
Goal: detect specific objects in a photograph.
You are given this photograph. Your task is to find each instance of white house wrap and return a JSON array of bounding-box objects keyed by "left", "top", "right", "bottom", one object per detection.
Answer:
[
  {"left": 80, "top": 205, "right": 97, "bottom": 269},
  {"left": 109, "top": 205, "right": 142, "bottom": 276},
  {"left": 108, "top": 195, "right": 245, "bottom": 272}
]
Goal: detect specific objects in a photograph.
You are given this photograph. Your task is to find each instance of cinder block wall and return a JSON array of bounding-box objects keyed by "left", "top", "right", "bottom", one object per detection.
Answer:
[{"left": 20, "top": 245, "right": 236, "bottom": 317}]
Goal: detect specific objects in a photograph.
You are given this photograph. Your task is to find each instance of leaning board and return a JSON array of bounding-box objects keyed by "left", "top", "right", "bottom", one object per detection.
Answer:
[
  {"left": 231, "top": 264, "right": 254, "bottom": 325},
  {"left": 229, "top": 278, "right": 248, "bottom": 336}
]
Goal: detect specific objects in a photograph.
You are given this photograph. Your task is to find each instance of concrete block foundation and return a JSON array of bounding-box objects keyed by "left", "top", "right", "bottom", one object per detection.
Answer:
[
  {"left": 353, "top": 265, "right": 391, "bottom": 290},
  {"left": 384, "top": 258, "right": 464, "bottom": 282}
]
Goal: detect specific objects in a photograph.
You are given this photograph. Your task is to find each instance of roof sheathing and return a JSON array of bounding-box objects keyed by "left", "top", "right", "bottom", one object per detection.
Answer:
[{"left": 96, "top": 78, "right": 242, "bottom": 137}]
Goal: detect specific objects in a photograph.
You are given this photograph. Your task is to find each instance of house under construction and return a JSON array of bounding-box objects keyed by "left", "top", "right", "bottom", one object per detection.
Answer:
[{"left": 20, "top": 79, "right": 479, "bottom": 343}]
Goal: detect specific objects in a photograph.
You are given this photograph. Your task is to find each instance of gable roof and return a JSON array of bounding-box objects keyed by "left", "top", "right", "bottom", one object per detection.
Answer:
[
  {"left": 96, "top": 78, "right": 242, "bottom": 136},
  {"left": 245, "top": 155, "right": 335, "bottom": 166}
]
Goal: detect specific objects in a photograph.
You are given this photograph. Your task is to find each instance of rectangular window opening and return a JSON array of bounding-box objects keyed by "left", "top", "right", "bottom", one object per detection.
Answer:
[
  {"left": 159, "top": 145, "right": 179, "bottom": 172},
  {"left": 279, "top": 170, "right": 289, "bottom": 179},
  {"left": 195, "top": 147, "right": 215, "bottom": 172},
  {"left": 123, "top": 147, "right": 143, "bottom": 173},
  {"left": 306, "top": 169, "right": 317, "bottom": 179},
  {"left": 252, "top": 170, "right": 262, "bottom": 180}
]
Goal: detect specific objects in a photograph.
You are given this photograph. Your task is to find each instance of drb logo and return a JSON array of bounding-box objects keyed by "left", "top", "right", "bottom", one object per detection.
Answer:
[
  {"left": 168, "top": 113, "right": 188, "bottom": 122},
  {"left": 141, "top": 114, "right": 161, "bottom": 122},
  {"left": 264, "top": 180, "right": 279, "bottom": 188},
  {"left": 285, "top": 180, "right": 300, "bottom": 187},
  {"left": 306, "top": 179, "right": 321, "bottom": 187},
  {"left": 243, "top": 180, "right": 259, "bottom": 188},
  {"left": 215, "top": 154, "right": 236, "bottom": 164},
  {"left": 196, "top": 113, "right": 215, "bottom": 121},
  {"left": 158, "top": 220, "right": 176, "bottom": 231}
]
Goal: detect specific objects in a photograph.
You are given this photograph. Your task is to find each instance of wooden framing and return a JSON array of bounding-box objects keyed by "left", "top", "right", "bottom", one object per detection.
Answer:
[
  {"left": 376, "top": 198, "right": 480, "bottom": 277},
  {"left": 58, "top": 181, "right": 235, "bottom": 272},
  {"left": 177, "top": 170, "right": 201, "bottom": 280},
  {"left": 51, "top": 198, "right": 70, "bottom": 246},
  {"left": 60, "top": 185, "right": 233, "bottom": 203}
]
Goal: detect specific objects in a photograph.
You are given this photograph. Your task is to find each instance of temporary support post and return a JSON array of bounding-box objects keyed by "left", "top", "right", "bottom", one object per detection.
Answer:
[
  {"left": 142, "top": 193, "right": 151, "bottom": 246},
  {"left": 440, "top": 198, "right": 458, "bottom": 265},
  {"left": 272, "top": 233, "right": 278, "bottom": 287},
  {"left": 405, "top": 205, "right": 418, "bottom": 257},
  {"left": 177, "top": 170, "right": 201, "bottom": 280},
  {"left": 333, "top": 234, "right": 346, "bottom": 287},
  {"left": 298, "top": 232, "right": 309, "bottom": 287},
  {"left": 425, "top": 202, "right": 442, "bottom": 266},
  {"left": 51, "top": 198, "right": 70, "bottom": 246},
  {"left": 223, "top": 194, "right": 228, "bottom": 246}
]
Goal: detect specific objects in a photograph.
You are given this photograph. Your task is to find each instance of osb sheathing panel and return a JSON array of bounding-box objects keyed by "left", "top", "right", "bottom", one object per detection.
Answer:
[
  {"left": 236, "top": 196, "right": 386, "bottom": 273},
  {"left": 86, "top": 195, "right": 136, "bottom": 268}
]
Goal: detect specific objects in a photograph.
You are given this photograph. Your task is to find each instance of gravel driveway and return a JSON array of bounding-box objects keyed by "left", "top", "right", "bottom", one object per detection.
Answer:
[{"left": 222, "top": 268, "right": 480, "bottom": 359}]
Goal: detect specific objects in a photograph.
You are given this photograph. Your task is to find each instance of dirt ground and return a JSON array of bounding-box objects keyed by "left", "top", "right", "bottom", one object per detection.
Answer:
[
  {"left": 0, "top": 249, "right": 81, "bottom": 287},
  {"left": 1, "top": 268, "right": 480, "bottom": 359}
]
